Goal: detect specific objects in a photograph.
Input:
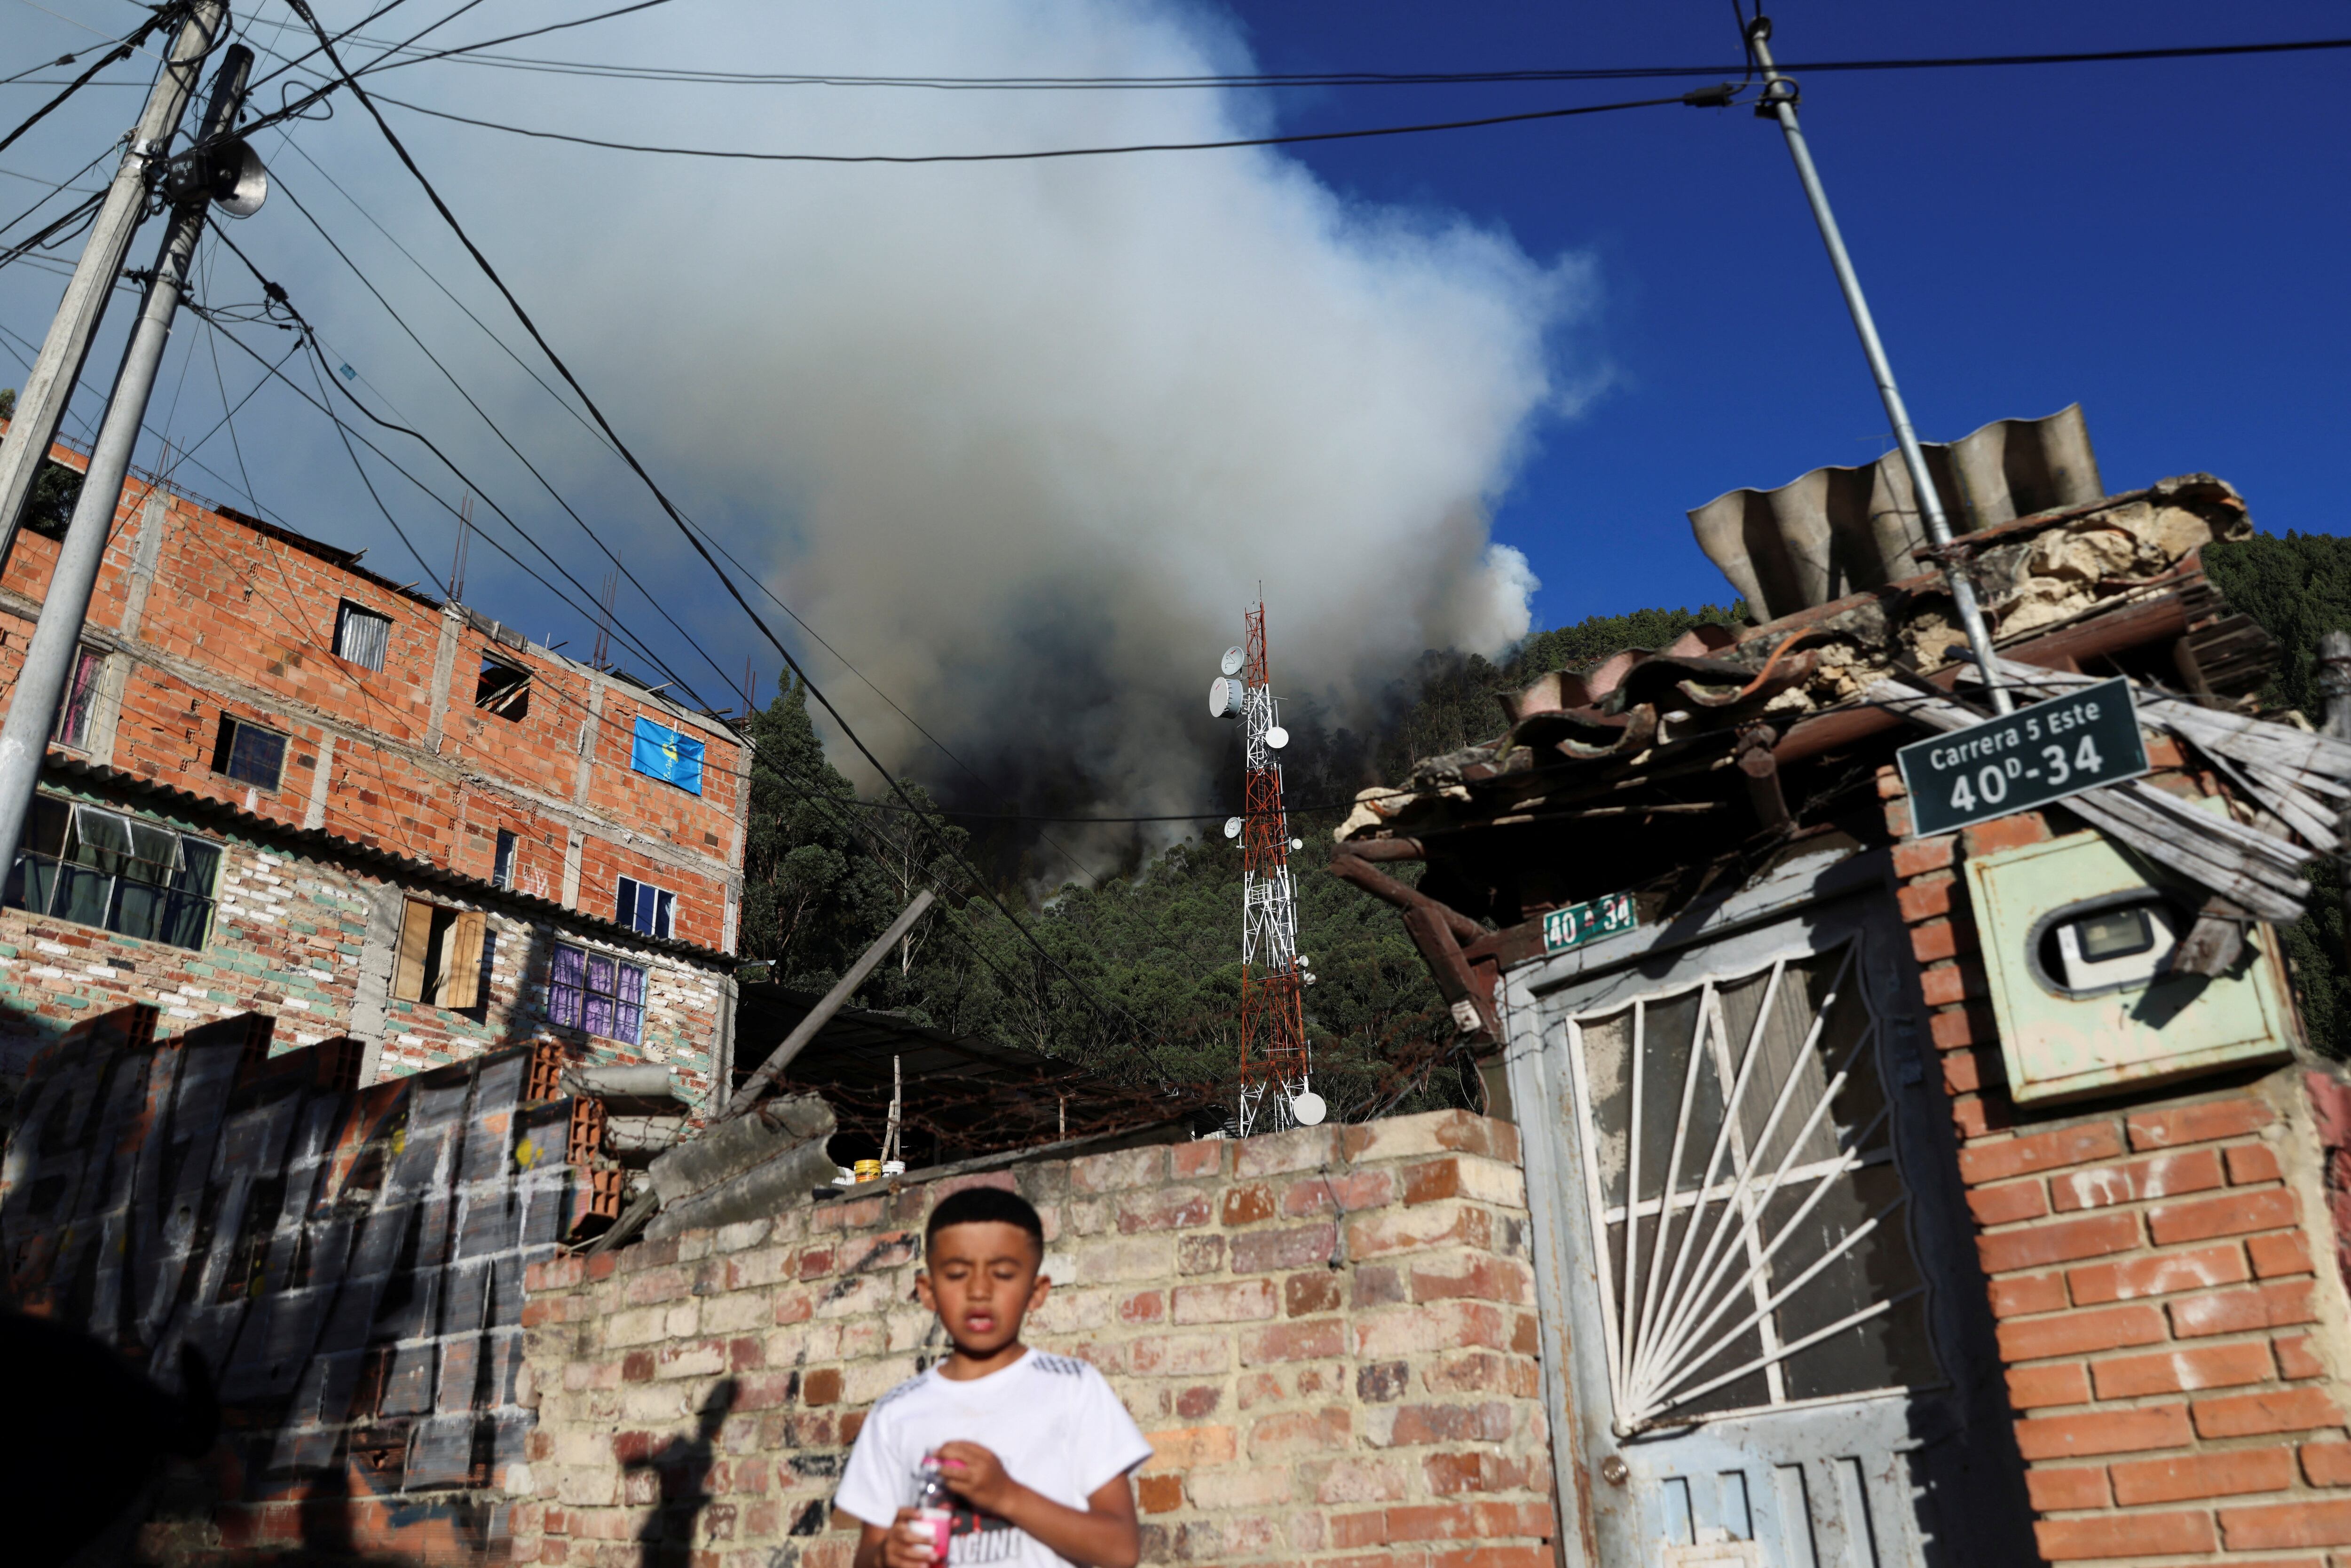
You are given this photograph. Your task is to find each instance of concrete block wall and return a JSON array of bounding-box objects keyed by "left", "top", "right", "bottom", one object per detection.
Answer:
[
  {"left": 1881, "top": 755, "right": 2351, "bottom": 1563},
  {"left": 0, "top": 433, "right": 744, "bottom": 950},
  {"left": 514, "top": 1110, "right": 1557, "bottom": 1568}
]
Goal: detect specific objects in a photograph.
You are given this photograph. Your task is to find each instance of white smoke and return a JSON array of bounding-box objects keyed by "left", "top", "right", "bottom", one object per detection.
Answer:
[{"left": 256, "top": 0, "right": 1601, "bottom": 825}]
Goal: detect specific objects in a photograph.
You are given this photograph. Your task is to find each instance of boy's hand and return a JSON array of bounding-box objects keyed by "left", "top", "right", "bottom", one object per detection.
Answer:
[
  {"left": 934, "top": 1442, "right": 1018, "bottom": 1515},
  {"left": 883, "top": 1507, "right": 945, "bottom": 1568}
]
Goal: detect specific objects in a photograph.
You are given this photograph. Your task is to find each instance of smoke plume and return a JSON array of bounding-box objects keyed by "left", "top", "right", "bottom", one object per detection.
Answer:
[{"left": 274, "top": 0, "right": 1599, "bottom": 849}]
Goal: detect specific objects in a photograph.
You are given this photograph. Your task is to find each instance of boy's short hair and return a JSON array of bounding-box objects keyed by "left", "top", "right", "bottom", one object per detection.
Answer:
[{"left": 924, "top": 1186, "right": 1044, "bottom": 1258}]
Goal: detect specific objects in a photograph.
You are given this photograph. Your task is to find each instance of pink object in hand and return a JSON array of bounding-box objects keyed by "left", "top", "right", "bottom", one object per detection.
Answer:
[{"left": 919, "top": 1507, "right": 953, "bottom": 1562}]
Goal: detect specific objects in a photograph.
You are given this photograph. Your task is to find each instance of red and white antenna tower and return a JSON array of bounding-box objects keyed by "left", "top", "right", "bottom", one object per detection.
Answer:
[{"left": 1210, "top": 601, "right": 1320, "bottom": 1135}]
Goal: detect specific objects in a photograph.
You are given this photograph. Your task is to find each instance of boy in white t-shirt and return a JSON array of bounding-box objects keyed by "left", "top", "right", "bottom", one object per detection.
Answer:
[{"left": 838, "top": 1187, "right": 1152, "bottom": 1568}]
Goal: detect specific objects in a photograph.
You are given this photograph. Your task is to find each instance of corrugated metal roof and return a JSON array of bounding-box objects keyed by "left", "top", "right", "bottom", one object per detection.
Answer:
[
  {"left": 1688, "top": 405, "right": 2103, "bottom": 622},
  {"left": 36, "top": 755, "right": 731, "bottom": 966}
]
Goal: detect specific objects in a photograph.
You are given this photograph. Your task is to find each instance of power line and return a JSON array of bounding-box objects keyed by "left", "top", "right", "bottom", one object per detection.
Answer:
[
  {"left": 235, "top": 0, "right": 681, "bottom": 130},
  {"left": 194, "top": 274, "right": 1187, "bottom": 1078},
  {"left": 264, "top": 32, "right": 2351, "bottom": 90},
  {"left": 284, "top": 0, "right": 1187, "bottom": 1066},
  {"left": 0, "top": 14, "right": 149, "bottom": 158},
  {"left": 260, "top": 129, "right": 1112, "bottom": 889},
  {"left": 258, "top": 168, "right": 755, "bottom": 708},
  {"left": 367, "top": 85, "right": 1737, "bottom": 164}
]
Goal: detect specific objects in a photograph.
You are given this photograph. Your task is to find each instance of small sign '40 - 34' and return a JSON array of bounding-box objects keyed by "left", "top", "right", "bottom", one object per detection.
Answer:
[{"left": 1897, "top": 675, "right": 2150, "bottom": 837}]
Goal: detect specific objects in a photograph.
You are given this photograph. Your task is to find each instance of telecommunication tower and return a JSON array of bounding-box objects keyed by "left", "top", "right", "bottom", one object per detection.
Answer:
[{"left": 1209, "top": 603, "right": 1321, "bottom": 1136}]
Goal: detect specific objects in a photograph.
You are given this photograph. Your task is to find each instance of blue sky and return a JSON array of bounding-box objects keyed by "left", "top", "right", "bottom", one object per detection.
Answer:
[
  {"left": 1222, "top": 0, "right": 2351, "bottom": 630},
  {"left": 0, "top": 0, "right": 2344, "bottom": 807}
]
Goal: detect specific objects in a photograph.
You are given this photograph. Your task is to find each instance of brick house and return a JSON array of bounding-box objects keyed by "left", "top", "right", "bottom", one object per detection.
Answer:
[
  {"left": 1336, "top": 408, "right": 2351, "bottom": 1562},
  {"left": 0, "top": 426, "right": 749, "bottom": 1104}
]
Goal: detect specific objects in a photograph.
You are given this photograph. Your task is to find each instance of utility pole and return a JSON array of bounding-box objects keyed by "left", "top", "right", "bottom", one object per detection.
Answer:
[
  {"left": 1747, "top": 16, "right": 2011, "bottom": 714},
  {"left": 0, "top": 1, "right": 227, "bottom": 562},
  {"left": 0, "top": 44, "right": 258, "bottom": 881}
]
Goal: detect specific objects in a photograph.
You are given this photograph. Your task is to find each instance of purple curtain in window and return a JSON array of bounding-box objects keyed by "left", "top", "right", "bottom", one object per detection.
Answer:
[
  {"left": 614, "top": 961, "right": 646, "bottom": 1044},
  {"left": 584, "top": 953, "right": 616, "bottom": 1038},
  {"left": 550, "top": 943, "right": 585, "bottom": 1029}
]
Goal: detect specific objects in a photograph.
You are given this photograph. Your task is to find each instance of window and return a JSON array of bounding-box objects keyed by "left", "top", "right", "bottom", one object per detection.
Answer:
[
  {"left": 392, "top": 898, "right": 490, "bottom": 1010},
  {"left": 492, "top": 829, "right": 518, "bottom": 890},
  {"left": 4, "top": 796, "right": 221, "bottom": 949},
  {"left": 21, "top": 456, "right": 81, "bottom": 541},
  {"left": 51, "top": 645, "right": 103, "bottom": 749},
  {"left": 615, "top": 875, "right": 675, "bottom": 939},
  {"left": 550, "top": 942, "right": 646, "bottom": 1044},
  {"left": 630, "top": 716, "right": 704, "bottom": 795},
  {"left": 475, "top": 657, "right": 530, "bottom": 720},
  {"left": 334, "top": 601, "right": 392, "bottom": 672},
  {"left": 212, "top": 715, "right": 287, "bottom": 790}
]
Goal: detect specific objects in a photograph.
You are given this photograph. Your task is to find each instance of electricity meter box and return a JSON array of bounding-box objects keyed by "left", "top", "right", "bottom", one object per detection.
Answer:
[{"left": 1963, "top": 825, "right": 2298, "bottom": 1103}]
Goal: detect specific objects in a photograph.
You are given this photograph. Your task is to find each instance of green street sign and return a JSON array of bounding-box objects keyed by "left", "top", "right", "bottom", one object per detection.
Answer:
[
  {"left": 1544, "top": 890, "right": 1637, "bottom": 954},
  {"left": 1897, "top": 676, "right": 2150, "bottom": 837}
]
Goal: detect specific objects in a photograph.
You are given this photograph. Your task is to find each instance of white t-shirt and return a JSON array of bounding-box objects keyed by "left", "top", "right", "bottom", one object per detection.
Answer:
[{"left": 836, "top": 1349, "right": 1154, "bottom": 1568}]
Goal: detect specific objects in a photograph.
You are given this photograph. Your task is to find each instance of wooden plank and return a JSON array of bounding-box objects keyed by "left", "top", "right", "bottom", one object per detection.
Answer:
[
  {"left": 439, "top": 911, "right": 486, "bottom": 1011},
  {"left": 393, "top": 899, "right": 431, "bottom": 1003}
]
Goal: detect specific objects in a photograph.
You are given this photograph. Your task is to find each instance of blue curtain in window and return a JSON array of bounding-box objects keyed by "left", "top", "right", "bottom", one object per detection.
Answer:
[{"left": 631, "top": 717, "right": 704, "bottom": 795}]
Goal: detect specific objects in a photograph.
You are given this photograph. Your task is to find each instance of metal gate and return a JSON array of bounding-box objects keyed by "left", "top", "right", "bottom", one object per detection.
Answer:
[{"left": 1504, "top": 855, "right": 2031, "bottom": 1566}]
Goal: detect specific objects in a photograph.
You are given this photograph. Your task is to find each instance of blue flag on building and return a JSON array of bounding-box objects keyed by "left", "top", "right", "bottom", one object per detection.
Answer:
[{"left": 631, "top": 716, "right": 704, "bottom": 795}]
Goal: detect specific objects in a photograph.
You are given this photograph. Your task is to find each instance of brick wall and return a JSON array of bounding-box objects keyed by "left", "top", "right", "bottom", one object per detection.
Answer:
[
  {"left": 0, "top": 435, "right": 746, "bottom": 952},
  {"left": 514, "top": 1111, "right": 1556, "bottom": 1568},
  {"left": 1882, "top": 754, "right": 2351, "bottom": 1563},
  {"left": 0, "top": 775, "right": 727, "bottom": 1099}
]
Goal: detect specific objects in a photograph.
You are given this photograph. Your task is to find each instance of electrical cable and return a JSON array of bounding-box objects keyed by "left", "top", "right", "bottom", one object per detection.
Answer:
[
  {"left": 202, "top": 228, "right": 747, "bottom": 701},
  {"left": 0, "top": 18, "right": 147, "bottom": 158},
  {"left": 0, "top": 142, "right": 109, "bottom": 237},
  {"left": 243, "top": 0, "right": 429, "bottom": 95},
  {"left": 190, "top": 295, "right": 1188, "bottom": 1083},
  {"left": 236, "top": 0, "right": 679, "bottom": 133},
  {"left": 260, "top": 131, "right": 1111, "bottom": 889},
  {"left": 366, "top": 85, "right": 1738, "bottom": 164},
  {"left": 261, "top": 172, "right": 756, "bottom": 707},
  {"left": 298, "top": 32, "right": 2351, "bottom": 90},
  {"left": 0, "top": 49, "right": 86, "bottom": 90},
  {"left": 284, "top": 1, "right": 1188, "bottom": 1069}
]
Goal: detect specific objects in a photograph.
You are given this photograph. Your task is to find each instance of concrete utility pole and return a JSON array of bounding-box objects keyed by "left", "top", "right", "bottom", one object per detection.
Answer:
[
  {"left": 0, "top": 43, "right": 255, "bottom": 882},
  {"left": 0, "top": 1, "right": 226, "bottom": 562},
  {"left": 1747, "top": 16, "right": 2012, "bottom": 714}
]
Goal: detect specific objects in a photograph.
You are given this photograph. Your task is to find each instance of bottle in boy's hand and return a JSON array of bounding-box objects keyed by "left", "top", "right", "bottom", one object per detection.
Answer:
[{"left": 910, "top": 1455, "right": 954, "bottom": 1562}]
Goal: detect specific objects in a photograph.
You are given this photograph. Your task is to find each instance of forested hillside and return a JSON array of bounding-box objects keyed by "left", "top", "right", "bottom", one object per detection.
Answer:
[
  {"left": 2206, "top": 531, "right": 2351, "bottom": 1056},
  {"left": 734, "top": 600, "right": 1743, "bottom": 1117},
  {"left": 730, "top": 534, "right": 2351, "bottom": 1103}
]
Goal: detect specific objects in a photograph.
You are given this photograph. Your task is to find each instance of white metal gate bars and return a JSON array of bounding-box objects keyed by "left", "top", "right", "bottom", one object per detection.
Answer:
[{"left": 1564, "top": 944, "right": 1941, "bottom": 1432}]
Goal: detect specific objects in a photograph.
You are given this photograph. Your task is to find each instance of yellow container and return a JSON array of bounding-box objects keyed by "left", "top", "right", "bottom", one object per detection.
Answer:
[{"left": 853, "top": 1159, "right": 883, "bottom": 1183}]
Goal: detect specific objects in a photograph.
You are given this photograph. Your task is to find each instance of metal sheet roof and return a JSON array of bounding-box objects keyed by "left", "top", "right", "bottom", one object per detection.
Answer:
[{"left": 1688, "top": 405, "right": 2103, "bottom": 622}]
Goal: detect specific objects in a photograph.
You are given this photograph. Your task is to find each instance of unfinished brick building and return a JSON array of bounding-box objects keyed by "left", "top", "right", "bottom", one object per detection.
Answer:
[{"left": 0, "top": 423, "right": 748, "bottom": 1102}]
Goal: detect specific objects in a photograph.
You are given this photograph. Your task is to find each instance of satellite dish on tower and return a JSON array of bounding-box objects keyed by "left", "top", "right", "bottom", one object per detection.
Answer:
[
  {"left": 1265, "top": 725, "right": 1289, "bottom": 750},
  {"left": 1289, "top": 1091, "right": 1327, "bottom": 1126},
  {"left": 1220, "top": 646, "right": 1245, "bottom": 676},
  {"left": 1208, "top": 676, "right": 1245, "bottom": 718},
  {"left": 1223, "top": 816, "right": 1243, "bottom": 840}
]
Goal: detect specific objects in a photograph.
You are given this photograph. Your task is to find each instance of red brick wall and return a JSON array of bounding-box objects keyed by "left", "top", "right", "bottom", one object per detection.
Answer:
[
  {"left": 0, "top": 442, "right": 745, "bottom": 953},
  {"left": 1882, "top": 756, "right": 2351, "bottom": 1563},
  {"left": 514, "top": 1113, "right": 1557, "bottom": 1568}
]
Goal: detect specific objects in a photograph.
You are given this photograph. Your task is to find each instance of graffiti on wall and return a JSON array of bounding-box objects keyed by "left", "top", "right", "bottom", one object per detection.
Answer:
[{"left": 0, "top": 1004, "right": 595, "bottom": 1561}]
